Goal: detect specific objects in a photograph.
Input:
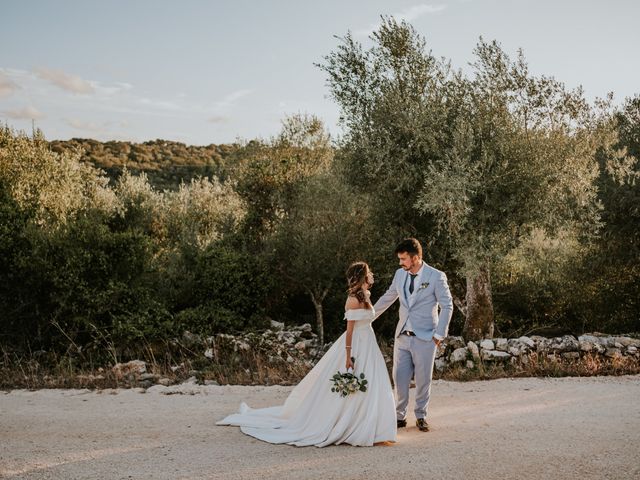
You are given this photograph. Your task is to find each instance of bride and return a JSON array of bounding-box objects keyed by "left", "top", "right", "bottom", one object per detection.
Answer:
[{"left": 216, "top": 261, "right": 397, "bottom": 447}]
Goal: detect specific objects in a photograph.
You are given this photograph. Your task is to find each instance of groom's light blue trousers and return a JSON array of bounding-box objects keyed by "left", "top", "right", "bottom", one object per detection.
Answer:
[{"left": 393, "top": 334, "right": 438, "bottom": 421}]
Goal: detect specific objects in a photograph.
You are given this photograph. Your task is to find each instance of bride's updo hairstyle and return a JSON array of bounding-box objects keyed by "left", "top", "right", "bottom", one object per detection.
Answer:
[{"left": 346, "top": 261, "right": 372, "bottom": 307}]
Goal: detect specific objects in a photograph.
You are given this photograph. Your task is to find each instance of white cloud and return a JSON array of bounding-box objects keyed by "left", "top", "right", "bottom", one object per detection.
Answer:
[
  {"left": 354, "top": 4, "right": 447, "bottom": 37},
  {"left": 208, "top": 115, "right": 231, "bottom": 124},
  {"left": 0, "top": 72, "right": 19, "bottom": 98},
  {"left": 93, "top": 81, "right": 134, "bottom": 96},
  {"left": 65, "top": 118, "right": 106, "bottom": 132},
  {"left": 215, "top": 89, "right": 253, "bottom": 109},
  {"left": 4, "top": 106, "right": 45, "bottom": 120},
  {"left": 34, "top": 67, "right": 95, "bottom": 94}
]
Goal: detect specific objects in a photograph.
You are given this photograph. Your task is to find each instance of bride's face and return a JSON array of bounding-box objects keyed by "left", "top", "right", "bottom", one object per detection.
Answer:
[{"left": 364, "top": 271, "right": 374, "bottom": 289}]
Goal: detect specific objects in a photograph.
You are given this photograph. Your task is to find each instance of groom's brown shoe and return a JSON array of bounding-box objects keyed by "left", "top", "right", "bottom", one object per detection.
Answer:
[
  {"left": 416, "top": 418, "right": 430, "bottom": 432},
  {"left": 397, "top": 419, "right": 407, "bottom": 428}
]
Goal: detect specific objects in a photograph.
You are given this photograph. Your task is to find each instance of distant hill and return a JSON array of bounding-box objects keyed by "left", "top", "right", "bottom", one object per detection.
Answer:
[{"left": 49, "top": 138, "right": 241, "bottom": 190}]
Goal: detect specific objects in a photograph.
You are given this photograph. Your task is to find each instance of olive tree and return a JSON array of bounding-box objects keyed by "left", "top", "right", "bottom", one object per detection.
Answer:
[{"left": 319, "top": 18, "right": 603, "bottom": 340}]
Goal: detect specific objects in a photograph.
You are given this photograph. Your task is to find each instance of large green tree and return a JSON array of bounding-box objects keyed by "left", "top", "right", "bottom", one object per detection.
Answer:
[
  {"left": 319, "top": 18, "right": 603, "bottom": 340},
  {"left": 270, "top": 171, "right": 372, "bottom": 344}
]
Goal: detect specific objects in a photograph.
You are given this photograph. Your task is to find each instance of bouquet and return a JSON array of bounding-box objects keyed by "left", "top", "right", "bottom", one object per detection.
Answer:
[{"left": 330, "top": 357, "right": 368, "bottom": 397}]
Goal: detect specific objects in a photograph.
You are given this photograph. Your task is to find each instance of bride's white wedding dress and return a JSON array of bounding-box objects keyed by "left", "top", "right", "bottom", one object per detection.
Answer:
[{"left": 216, "top": 307, "right": 396, "bottom": 447}]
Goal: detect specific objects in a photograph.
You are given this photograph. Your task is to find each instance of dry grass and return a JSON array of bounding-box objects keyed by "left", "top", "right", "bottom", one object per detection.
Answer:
[
  {"left": 435, "top": 351, "right": 640, "bottom": 381},
  {"left": 2, "top": 341, "right": 639, "bottom": 390}
]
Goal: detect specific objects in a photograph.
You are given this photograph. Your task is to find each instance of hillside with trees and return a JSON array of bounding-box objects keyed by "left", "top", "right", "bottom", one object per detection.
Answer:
[{"left": 49, "top": 138, "right": 241, "bottom": 191}]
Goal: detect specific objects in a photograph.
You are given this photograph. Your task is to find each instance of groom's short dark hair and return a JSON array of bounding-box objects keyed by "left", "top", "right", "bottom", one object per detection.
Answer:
[{"left": 395, "top": 238, "right": 422, "bottom": 257}]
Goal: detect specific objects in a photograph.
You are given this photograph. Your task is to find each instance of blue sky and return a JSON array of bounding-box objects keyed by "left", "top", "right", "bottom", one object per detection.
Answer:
[{"left": 1, "top": 0, "right": 639, "bottom": 145}]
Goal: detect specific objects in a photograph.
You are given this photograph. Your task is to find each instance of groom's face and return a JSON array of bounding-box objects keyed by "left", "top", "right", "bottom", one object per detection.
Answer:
[{"left": 397, "top": 252, "right": 420, "bottom": 271}]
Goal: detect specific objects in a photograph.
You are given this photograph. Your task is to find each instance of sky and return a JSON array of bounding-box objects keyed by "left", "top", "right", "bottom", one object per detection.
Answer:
[{"left": 1, "top": 0, "right": 639, "bottom": 146}]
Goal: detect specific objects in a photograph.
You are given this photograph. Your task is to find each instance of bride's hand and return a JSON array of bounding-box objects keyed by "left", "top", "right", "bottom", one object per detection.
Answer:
[{"left": 345, "top": 356, "right": 354, "bottom": 371}]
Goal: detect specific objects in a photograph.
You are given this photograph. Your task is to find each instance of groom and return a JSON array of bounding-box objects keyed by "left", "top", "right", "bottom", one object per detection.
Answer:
[{"left": 373, "top": 238, "right": 453, "bottom": 432}]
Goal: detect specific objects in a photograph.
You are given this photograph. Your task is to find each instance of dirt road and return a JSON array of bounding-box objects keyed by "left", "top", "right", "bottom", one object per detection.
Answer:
[{"left": 1, "top": 375, "right": 639, "bottom": 479}]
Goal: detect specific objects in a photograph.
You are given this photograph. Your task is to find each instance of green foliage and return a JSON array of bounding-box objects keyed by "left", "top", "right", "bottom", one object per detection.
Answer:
[
  {"left": 0, "top": 128, "right": 259, "bottom": 357},
  {"left": 176, "top": 241, "right": 272, "bottom": 331},
  {"left": 232, "top": 114, "right": 333, "bottom": 247},
  {"left": 318, "top": 18, "right": 612, "bottom": 338},
  {"left": 1, "top": 28, "right": 639, "bottom": 367},
  {"left": 49, "top": 138, "right": 239, "bottom": 191}
]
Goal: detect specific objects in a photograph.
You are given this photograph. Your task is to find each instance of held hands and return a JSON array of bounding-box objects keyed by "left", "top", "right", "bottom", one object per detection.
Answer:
[{"left": 433, "top": 337, "right": 442, "bottom": 347}]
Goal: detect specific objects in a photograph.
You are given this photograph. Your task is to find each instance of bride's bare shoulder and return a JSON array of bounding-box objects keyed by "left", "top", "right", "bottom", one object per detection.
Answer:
[{"left": 345, "top": 295, "right": 361, "bottom": 310}]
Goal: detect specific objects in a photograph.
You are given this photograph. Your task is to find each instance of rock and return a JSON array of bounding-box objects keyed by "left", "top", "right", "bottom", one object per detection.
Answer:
[
  {"left": 139, "top": 373, "right": 157, "bottom": 382},
  {"left": 465, "top": 360, "right": 475, "bottom": 369},
  {"left": 286, "top": 355, "right": 294, "bottom": 363},
  {"left": 158, "top": 378, "right": 172, "bottom": 386},
  {"left": 146, "top": 385, "right": 167, "bottom": 394},
  {"left": 530, "top": 336, "right": 546, "bottom": 348},
  {"left": 593, "top": 343, "right": 606, "bottom": 354},
  {"left": 467, "top": 341, "right": 480, "bottom": 361},
  {"left": 434, "top": 358, "right": 446, "bottom": 371},
  {"left": 298, "top": 323, "right": 313, "bottom": 333},
  {"left": 204, "top": 380, "right": 219, "bottom": 386},
  {"left": 495, "top": 338, "right": 509, "bottom": 352},
  {"left": 112, "top": 360, "right": 147, "bottom": 376},
  {"left": 579, "top": 340, "right": 595, "bottom": 352},
  {"left": 268, "top": 355, "right": 283, "bottom": 364},
  {"left": 517, "top": 336, "right": 535, "bottom": 348},
  {"left": 578, "top": 334, "right": 602, "bottom": 345},
  {"left": 270, "top": 320, "right": 285, "bottom": 330},
  {"left": 138, "top": 380, "right": 153, "bottom": 389},
  {"left": 204, "top": 348, "right": 214, "bottom": 359},
  {"left": 294, "top": 341, "right": 306, "bottom": 351},
  {"left": 605, "top": 348, "right": 622, "bottom": 359},
  {"left": 450, "top": 347, "right": 468, "bottom": 364},
  {"left": 480, "top": 339, "right": 495, "bottom": 351},
  {"left": 182, "top": 331, "right": 202, "bottom": 347},
  {"left": 610, "top": 336, "right": 640, "bottom": 347},
  {"left": 445, "top": 336, "right": 466, "bottom": 350},
  {"left": 548, "top": 335, "right": 579, "bottom": 353},
  {"left": 561, "top": 352, "right": 580, "bottom": 360},
  {"left": 481, "top": 350, "right": 511, "bottom": 361},
  {"left": 627, "top": 346, "right": 638, "bottom": 355}
]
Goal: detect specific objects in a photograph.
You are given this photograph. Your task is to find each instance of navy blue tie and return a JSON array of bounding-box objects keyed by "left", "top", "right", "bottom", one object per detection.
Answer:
[{"left": 409, "top": 273, "right": 417, "bottom": 294}]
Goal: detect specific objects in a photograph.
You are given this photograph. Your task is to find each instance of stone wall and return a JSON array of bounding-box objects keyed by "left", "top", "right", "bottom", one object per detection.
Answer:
[
  {"left": 111, "top": 325, "right": 639, "bottom": 387},
  {"left": 202, "top": 323, "right": 639, "bottom": 372},
  {"left": 435, "top": 334, "right": 639, "bottom": 371}
]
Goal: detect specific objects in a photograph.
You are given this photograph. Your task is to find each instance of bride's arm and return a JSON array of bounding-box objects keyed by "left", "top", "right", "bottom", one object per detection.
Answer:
[
  {"left": 344, "top": 296, "right": 359, "bottom": 370},
  {"left": 345, "top": 317, "right": 355, "bottom": 370}
]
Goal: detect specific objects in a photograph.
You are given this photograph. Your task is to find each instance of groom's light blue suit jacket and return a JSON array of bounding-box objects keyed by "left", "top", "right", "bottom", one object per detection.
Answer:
[{"left": 373, "top": 264, "right": 454, "bottom": 341}]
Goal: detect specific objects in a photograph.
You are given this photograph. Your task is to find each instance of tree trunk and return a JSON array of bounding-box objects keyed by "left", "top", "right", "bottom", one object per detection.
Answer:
[
  {"left": 308, "top": 288, "right": 328, "bottom": 345},
  {"left": 463, "top": 265, "right": 494, "bottom": 341}
]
